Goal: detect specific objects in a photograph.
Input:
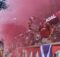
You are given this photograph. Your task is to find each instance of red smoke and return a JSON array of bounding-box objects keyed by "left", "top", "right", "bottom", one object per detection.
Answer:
[{"left": 3, "top": 23, "right": 26, "bottom": 36}]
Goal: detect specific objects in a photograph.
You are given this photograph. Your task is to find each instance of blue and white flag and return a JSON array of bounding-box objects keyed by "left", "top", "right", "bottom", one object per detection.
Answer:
[{"left": 40, "top": 44, "right": 52, "bottom": 57}]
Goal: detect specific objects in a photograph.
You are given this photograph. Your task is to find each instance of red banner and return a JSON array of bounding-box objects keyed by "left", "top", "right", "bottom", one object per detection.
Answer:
[
  {"left": 52, "top": 45, "right": 60, "bottom": 57},
  {"left": 25, "top": 47, "right": 40, "bottom": 57}
]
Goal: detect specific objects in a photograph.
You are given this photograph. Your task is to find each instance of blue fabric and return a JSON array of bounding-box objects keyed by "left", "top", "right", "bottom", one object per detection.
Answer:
[{"left": 40, "top": 44, "right": 52, "bottom": 57}]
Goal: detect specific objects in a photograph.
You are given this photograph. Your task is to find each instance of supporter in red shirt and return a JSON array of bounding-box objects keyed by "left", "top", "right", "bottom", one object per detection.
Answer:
[{"left": 40, "top": 13, "right": 60, "bottom": 42}]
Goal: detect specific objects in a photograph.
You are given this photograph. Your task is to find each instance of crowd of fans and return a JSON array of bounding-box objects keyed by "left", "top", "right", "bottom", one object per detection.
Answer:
[
  {"left": 12, "top": 11, "right": 60, "bottom": 47},
  {"left": 4, "top": 11, "right": 60, "bottom": 57}
]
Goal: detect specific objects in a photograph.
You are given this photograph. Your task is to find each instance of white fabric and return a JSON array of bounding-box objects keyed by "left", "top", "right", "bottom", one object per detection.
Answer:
[
  {"left": 46, "top": 15, "right": 56, "bottom": 22},
  {"left": 29, "top": 52, "right": 33, "bottom": 57},
  {"left": 35, "top": 51, "right": 39, "bottom": 57},
  {"left": 55, "top": 50, "right": 60, "bottom": 57}
]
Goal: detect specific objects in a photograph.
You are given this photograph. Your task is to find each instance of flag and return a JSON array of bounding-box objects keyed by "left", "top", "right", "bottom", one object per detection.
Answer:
[
  {"left": 24, "top": 47, "right": 33, "bottom": 57},
  {"left": 25, "top": 50, "right": 28, "bottom": 57},
  {"left": 40, "top": 44, "right": 52, "bottom": 57},
  {"left": 52, "top": 45, "right": 60, "bottom": 57},
  {"left": 46, "top": 15, "right": 56, "bottom": 22},
  {"left": 17, "top": 48, "right": 23, "bottom": 57},
  {"left": 34, "top": 47, "right": 40, "bottom": 57},
  {"left": 25, "top": 47, "right": 40, "bottom": 57},
  {"left": 35, "top": 51, "right": 39, "bottom": 57},
  {"left": 29, "top": 51, "right": 33, "bottom": 57}
]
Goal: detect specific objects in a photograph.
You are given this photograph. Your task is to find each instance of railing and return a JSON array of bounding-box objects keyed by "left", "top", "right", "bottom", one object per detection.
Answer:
[{"left": 4, "top": 42, "right": 60, "bottom": 57}]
